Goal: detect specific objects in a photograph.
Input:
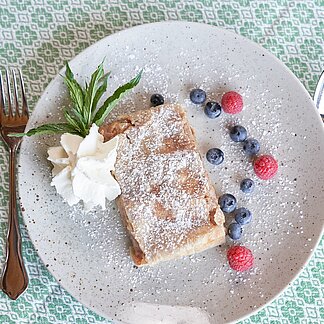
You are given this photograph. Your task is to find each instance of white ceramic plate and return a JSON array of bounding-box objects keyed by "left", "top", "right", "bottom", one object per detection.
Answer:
[{"left": 19, "top": 22, "right": 324, "bottom": 324}]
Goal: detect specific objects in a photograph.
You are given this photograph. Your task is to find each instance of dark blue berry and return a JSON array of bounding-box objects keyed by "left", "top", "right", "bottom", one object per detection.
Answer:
[
  {"left": 240, "top": 178, "right": 255, "bottom": 193},
  {"left": 230, "top": 125, "right": 247, "bottom": 142},
  {"left": 228, "top": 223, "right": 243, "bottom": 240},
  {"left": 243, "top": 138, "right": 260, "bottom": 155},
  {"left": 218, "top": 194, "right": 237, "bottom": 213},
  {"left": 234, "top": 207, "right": 252, "bottom": 225},
  {"left": 190, "top": 89, "right": 206, "bottom": 104},
  {"left": 206, "top": 148, "right": 224, "bottom": 165},
  {"left": 204, "top": 101, "right": 222, "bottom": 119},
  {"left": 150, "top": 94, "right": 164, "bottom": 107}
]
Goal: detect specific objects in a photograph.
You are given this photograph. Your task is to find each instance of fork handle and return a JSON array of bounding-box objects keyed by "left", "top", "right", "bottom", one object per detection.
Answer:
[{"left": 1, "top": 147, "right": 28, "bottom": 300}]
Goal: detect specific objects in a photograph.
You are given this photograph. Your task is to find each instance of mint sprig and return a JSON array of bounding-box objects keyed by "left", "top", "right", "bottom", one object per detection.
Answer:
[
  {"left": 12, "top": 123, "right": 79, "bottom": 137},
  {"left": 93, "top": 70, "right": 142, "bottom": 126},
  {"left": 16, "top": 62, "right": 142, "bottom": 137}
]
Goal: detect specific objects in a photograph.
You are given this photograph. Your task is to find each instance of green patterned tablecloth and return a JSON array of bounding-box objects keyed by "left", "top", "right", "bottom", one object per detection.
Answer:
[{"left": 0, "top": 1, "right": 323, "bottom": 323}]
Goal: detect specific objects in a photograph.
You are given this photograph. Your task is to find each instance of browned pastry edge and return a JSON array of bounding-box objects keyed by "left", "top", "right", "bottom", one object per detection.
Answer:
[{"left": 115, "top": 195, "right": 148, "bottom": 265}]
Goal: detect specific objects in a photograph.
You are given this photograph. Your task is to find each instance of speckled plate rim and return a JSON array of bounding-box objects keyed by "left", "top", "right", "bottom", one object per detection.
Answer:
[
  {"left": 18, "top": 21, "right": 324, "bottom": 323},
  {"left": 233, "top": 229, "right": 324, "bottom": 324}
]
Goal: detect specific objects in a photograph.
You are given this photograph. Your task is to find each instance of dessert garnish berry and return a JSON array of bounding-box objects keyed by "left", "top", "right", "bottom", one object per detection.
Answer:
[
  {"left": 243, "top": 138, "right": 260, "bottom": 155},
  {"left": 227, "top": 245, "right": 254, "bottom": 272},
  {"left": 150, "top": 94, "right": 164, "bottom": 107},
  {"left": 230, "top": 125, "right": 247, "bottom": 142},
  {"left": 240, "top": 178, "right": 255, "bottom": 193},
  {"left": 221, "top": 91, "right": 243, "bottom": 114},
  {"left": 234, "top": 207, "right": 252, "bottom": 225},
  {"left": 218, "top": 194, "right": 237, "bottom": 213},
  {"left": 204, "top": 101, "right": 222, "bottom": 119},
  {"left": 190, "top": 88, "right": 206, "bottom": 104},
  {"left": 228, "top": 223, "right": 243, "bottom": 240},
  {"left": 254, "top": 155, "right": 278, "bottom": 180},
  {"left": 206, "top": 148, "right": 224, "bottom": 165}
]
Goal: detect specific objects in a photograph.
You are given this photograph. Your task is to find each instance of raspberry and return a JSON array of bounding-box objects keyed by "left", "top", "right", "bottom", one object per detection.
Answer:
[
  {"left": 227, "top": 245, "right": 254, "bottom": 272},
  {"left": 254, "top": 155, "right": 278, "bottom": 180},
  {"left": 221, "top": 91, "right": 243, "bottom": 114}
]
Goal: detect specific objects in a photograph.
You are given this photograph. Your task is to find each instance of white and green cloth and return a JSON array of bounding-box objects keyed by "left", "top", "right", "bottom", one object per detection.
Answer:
[{"left": 0, "top": 1, "right": 323, "bottom": 323}]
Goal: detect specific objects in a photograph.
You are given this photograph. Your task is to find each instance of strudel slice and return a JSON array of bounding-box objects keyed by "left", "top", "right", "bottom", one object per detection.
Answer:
[{"left": 100, "top": 104, "right": 225, "bottom": 265}]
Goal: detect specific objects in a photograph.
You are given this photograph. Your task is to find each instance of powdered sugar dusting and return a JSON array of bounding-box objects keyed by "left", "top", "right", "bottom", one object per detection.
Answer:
[{"left": 113, "top": 104, "right": 223, "bottom": 263}]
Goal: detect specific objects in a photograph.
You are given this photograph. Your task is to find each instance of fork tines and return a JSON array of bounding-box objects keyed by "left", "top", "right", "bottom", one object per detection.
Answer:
[{"left": 0, "top": 68, "right": 29, "bottom": 118}]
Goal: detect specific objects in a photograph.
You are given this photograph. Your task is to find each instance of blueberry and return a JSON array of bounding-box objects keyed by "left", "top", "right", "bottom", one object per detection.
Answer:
[
  {"left": 228, "top": 223, "right": 243, "bottom": 240},
  {"left": 240, "top": 178, "right": 255, "bottom": 193},
  {"left": 204, "top": 101, "right": 222, "bottom": 119},
  {"left": 218, "top": 194, "right": 237, "bottom": 213},
  {"left": 234, "top": 207, "right": 252, "bottom": 225},
  {"left": 150, "top": 94, "right": 164, "bottom": 107},
  {"left": 206, "top": 148, "right": 224, "bottom": 165},
  {"left": 190, "top": 88, "right": 206, "bottom": 104},
  {"left": 230, "top": 125, "right": 247, "bottom": 142},
  {"left": 243, "top": 138, "right": 260, "bottom": 155}
]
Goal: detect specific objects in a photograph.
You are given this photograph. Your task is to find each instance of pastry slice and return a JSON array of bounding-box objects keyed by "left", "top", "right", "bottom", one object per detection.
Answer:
[{"left": 100, "top": 104, "right": 225, "bottom": 266}]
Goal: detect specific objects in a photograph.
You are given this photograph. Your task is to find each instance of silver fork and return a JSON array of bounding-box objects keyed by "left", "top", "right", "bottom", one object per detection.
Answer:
[
  {"left": 0, "top": 69, "right": 29, "bottom": 300},
  {"left": 314, "top": 70, "right": 324, "bottom": 122}
]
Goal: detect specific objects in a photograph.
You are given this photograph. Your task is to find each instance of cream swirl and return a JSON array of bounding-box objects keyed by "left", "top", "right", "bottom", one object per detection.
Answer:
[{"left": 47, "top": 124, "right": 120, "bottom": 211}]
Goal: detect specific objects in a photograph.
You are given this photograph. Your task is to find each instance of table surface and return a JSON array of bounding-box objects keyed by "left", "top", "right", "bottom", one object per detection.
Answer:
[{"left": 0, "top": 1, "right": 323, "bottom": 323}]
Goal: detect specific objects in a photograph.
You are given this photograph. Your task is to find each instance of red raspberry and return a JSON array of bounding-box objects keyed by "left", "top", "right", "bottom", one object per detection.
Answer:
[
  {"left": 254, "top": 155, "right": 278, "bottom": 180},
  {"left": 221, "top": 91, "right": 243, "bottom": 114},
  {"left": 227, "top": 245, "right": 254, "bottom": 272}
]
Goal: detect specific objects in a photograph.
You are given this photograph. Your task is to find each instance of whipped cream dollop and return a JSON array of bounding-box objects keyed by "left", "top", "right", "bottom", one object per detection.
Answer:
[{"left": 47, "top": 124, "right": 121, "bottom": 211}]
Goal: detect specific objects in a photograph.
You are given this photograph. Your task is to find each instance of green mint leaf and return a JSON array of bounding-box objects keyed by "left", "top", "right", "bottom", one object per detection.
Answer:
[
  {"left": 70, "top": 107, "right": 88, "bottom": 129},
  {"left": 64, "top": 79, "right": 84, "bottom": 114},
  {"left": 63, "top": 110, "right": 84, "bottom": 133},
  {"left": 92, "top": 70, "right": 142, "bottom": 126},
  {"left": 84, "top": 63, "right": 104, "bottom": 126},
  {"left": 91, "top": 72, "right": 110, "bottom": 114},
  {"left": 65, "top": 62, "right": 74, "bottom": 80},
  {"left": 10, "top": 123, "right": 80, "bottom": 137},
  {"left": 64, "top": 62, "right": 84, "bottom": 114}
]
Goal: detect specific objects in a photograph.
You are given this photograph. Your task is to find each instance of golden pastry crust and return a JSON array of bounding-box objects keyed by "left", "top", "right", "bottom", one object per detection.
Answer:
[{"left": 100, "top": 104, "right": 225, "bottom": 266}]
